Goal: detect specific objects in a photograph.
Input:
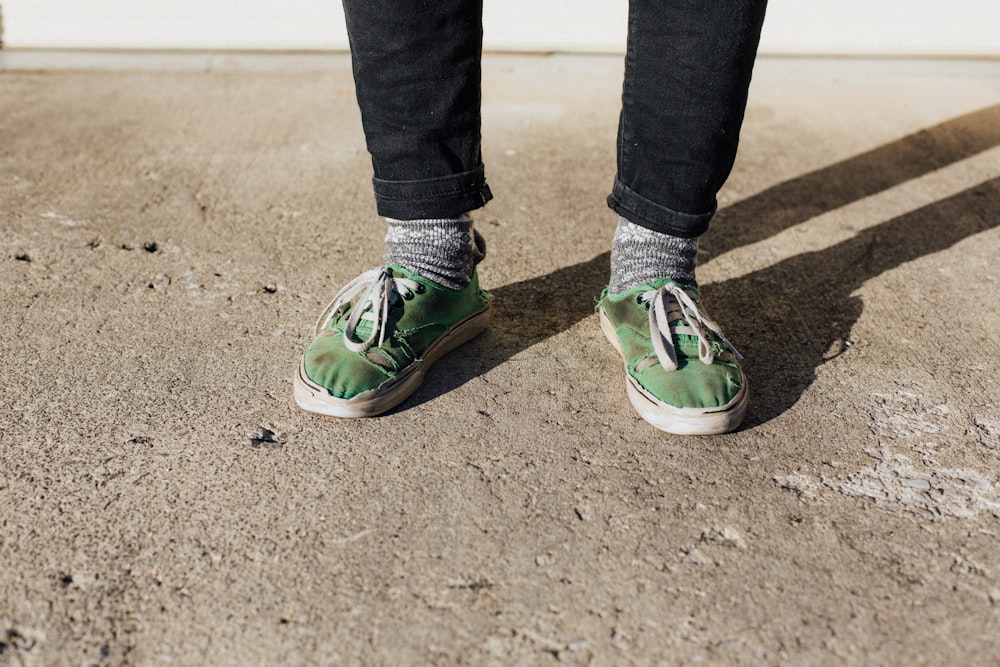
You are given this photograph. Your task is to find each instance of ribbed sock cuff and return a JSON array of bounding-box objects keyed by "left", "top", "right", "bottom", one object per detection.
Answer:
[
  {"left": 384, "top": 215, "right": 485, "bottom": 290},
  {"left": 610, "top": 216, "right": 698, "bottom": 293}
]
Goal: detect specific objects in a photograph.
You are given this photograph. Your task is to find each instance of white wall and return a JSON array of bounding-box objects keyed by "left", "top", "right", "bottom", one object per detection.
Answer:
[{"left": 2, "top": 0, "right": 999, "bottom": 56}]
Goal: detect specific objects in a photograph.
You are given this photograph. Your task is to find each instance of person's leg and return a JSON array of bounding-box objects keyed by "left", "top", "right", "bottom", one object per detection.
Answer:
[
  {"left": 609, "top": 0, "right": 767, "bottom": 241},
  {"left": 295, "top": 0, "right": 492, "bottom": 418},
  {"left": 344, "top": 0, "right": 491, "bottom": 220},
  {"left": 599, "top": 0, "right": 767, "bottom": 435},
  {"left": 347, "top": 0, "right": 491, "bottom": 291}
]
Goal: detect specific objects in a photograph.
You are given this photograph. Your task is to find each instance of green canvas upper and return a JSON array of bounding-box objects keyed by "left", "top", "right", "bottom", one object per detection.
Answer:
[
  {"left": 303, "top": 265, "right": 491, "bottom": 399},
  {"left": 598, "top": 278, "right": 744, "bottom": 411}
]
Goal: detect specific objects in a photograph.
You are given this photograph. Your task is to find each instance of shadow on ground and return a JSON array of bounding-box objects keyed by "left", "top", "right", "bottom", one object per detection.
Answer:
[
  {"left": 721, "top": 177, "right": 998, "bottom": 427},
  {"left": 704, "top": 104, "right": 1000, "bottom": 261},
  {"left": 407, "top": 104, "right": 1000, "bottom": 423}
]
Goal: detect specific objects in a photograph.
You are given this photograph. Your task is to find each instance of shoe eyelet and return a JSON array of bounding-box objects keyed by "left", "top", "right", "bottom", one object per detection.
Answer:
[
  {"left": 644, "top": 302, "right": 650, "bottom": 311},
  {"left": 635, "top": 295, "right": 644, "bottom": 304},
  {"left": 415, "top": 284, "right": 426, "bottom": 294},
  {"left": 402, "top": 292, "right": 414, "bottom": 301}
]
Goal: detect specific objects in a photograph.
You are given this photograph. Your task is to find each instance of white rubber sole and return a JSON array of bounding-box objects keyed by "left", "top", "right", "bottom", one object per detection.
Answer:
[
  {"left": 599, "top": 308, "right": 748, "bottom": 435},
  {"left": 294, "top": 305, "right": 491, "bottom": 418}
]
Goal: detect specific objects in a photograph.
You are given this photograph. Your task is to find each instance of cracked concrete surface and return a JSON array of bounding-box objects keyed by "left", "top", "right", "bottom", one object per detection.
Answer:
[{"left": 1, "top": 53, "right": 999, "bottom": 665}]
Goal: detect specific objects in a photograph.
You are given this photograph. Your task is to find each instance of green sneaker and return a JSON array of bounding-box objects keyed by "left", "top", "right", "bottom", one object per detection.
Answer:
[
  {"left": 294, "top": 265, "right": 491, "bottom": 417},
  {"left": 597, "top": 278, "right": 747, "bottom": 435}
]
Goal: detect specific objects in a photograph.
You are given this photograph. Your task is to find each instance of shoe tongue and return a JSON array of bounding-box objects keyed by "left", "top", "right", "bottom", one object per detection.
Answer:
[
  {"left": 665, "top": 307, "right": 702, "bottom": 349},
  {"left": 353, "top": 316, "right": 375, "bottom": 338},
  {"left": 664, "top": 302, "right": 688, "bottom": 328},
  {"left": 349, "top": 290, "right": 401, "bottom": 339}
]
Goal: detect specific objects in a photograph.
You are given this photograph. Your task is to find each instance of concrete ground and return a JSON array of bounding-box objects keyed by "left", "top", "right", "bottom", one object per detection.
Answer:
[{"left": 0, "top": 51, "right": 999, "bottom": 666}]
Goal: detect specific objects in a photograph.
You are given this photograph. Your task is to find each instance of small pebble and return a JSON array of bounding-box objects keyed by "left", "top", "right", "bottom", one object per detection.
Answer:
[
  {"left": 682, "top": 548, "right": 706, "bottom": 566},
  {"left": 250, "top": 428, "right": 282, "bottom": 449}
]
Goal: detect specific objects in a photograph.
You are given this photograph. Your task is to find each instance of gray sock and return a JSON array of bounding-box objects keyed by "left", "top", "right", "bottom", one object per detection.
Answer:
[
  {"left": 610, "top": 216, "right": 698, "bottom": 293},
  {"left": 384, "top": 214, "right": 486, "bottom": 290}
]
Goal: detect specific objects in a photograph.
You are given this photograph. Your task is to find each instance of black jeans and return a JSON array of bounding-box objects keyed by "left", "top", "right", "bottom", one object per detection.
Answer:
[{"left": 343, "top": 0, "right": 767, "bottom": 238}]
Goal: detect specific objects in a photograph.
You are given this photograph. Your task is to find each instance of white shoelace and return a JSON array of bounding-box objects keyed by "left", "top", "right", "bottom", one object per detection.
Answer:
[
  {"left": 314, "top": 268, "right": 422, "bottom": 352},
  {"left": 640, "top": 283, "right": 743, "bottom": 372}
]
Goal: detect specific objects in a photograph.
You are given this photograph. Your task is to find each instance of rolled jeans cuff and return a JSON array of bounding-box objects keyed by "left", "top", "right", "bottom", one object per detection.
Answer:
[
  {"left": 607, "top": 179, "right": 716, "bottom": 239},
  {"left": 372, "top": 164, "right": 493, "bottom": 220}
]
